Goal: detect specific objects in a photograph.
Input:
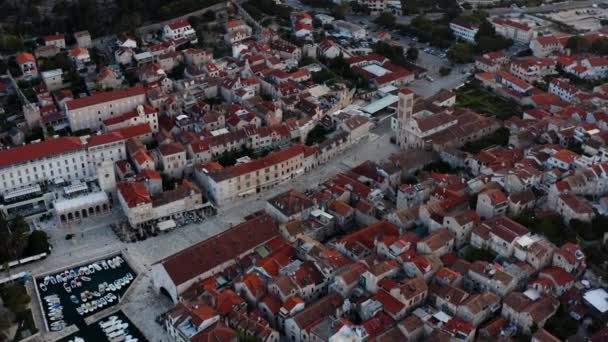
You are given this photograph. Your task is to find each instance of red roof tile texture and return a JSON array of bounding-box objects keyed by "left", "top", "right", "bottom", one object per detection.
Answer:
[
  {"left": 160, "top": 213, "right": 280, "bottom": 286},
  {"left": 66, "top": 86, "right": 146, "bottom": 110},
  {"left": 0, "top": 137, "right": 83, "bottom": 168}
]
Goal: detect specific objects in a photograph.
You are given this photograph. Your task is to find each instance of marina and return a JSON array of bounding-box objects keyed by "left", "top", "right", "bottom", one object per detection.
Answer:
[
  {"left": 58, "top": 311, "right": 147, "bottom": 342},
  {"left": 35, "top": 254, "right": 136, "bottom": 332}
]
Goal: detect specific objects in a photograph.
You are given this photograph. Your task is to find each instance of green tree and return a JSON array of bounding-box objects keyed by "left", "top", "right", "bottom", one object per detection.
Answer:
[
  {"left": 449, "top": 43, "right": 473, "bottom": 63},
  {"left": 566, "top": 36, "right": 590, "bottom": 53},
  {"left": 331, "top": 3, "right": 350, "bottom": 19},
  {"left": 306, "top": 125, "right": 329, "bottom": 146},
  {"left": 351, "top": 1, "right": 370, "bottom": 14},
  {"left": 0, "top": 283, "right": 30, "bottom": 315},
  {"left": 473, "top": 18, "right": 513, "bottom": 53},
  {"left": 374, "top": 11, "right": 396, "bottom": 27},
  {"left": 0, "top": 216, "right": 29, "bottom": 263},
  {"left": 0, "top": 34, "right": 23, "bottom": 54},
  {"left": 439, "top": 66, "right": 451, "bottom": 76},
  {"left": 544, "top": 305, "right": 578, "bottom": 339},
  {"left": 591, "top": 37, "right": 608, "bottom": 56},
  {"left": 168, "top": 62, "right": 186, "bottom": 79},
  {"left": 406, "top": 47, "right": 419, "bottom": 61},
  {"left": 26, "top": 230, "right": 50, "bottom": 256},
  {"left": 463, "top": 246, "right": 495, "bottom": 262}
]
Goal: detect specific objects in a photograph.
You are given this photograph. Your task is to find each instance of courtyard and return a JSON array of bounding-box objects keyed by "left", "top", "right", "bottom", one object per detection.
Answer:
[{"left": 456, "top": 81, "right": 520, "bottom": 121}]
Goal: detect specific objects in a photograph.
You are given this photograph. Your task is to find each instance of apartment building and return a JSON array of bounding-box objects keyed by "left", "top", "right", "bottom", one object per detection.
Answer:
[
  {"left": 0, "top": 137, "right": 88, "bottom": 196},
  {"left": 158, "top": 143, "right": 187, "bottom": 178},
  {"left": 492, "top": 18, "right": 536, "bottom": 44},
  {"left": 195, "top": 144, "right": 317, "bottom": 206},
  {"left": 450, "top": 19, "right": 480, "bottom": 43},
  {"left": 103, "top": 104, "right": 159, "bottom": 133},
  {"left": 65, "top": 86, "right": 147, "bottom": 131},
  {"left": 163, "top": 20, "right": 197, "bottom": 43},
  {"left": 117, "top": 180, "right": 208, "bottom": 229}
]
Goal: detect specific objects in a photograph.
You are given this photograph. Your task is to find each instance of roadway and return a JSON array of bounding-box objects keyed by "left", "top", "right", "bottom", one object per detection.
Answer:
[{"left": 472, "top": 0, "right": 608, "bottom": 15}]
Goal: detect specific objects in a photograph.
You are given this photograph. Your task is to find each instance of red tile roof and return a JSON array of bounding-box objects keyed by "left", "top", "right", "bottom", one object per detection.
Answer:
[
  {"left": 16, "top": 52, "right": 35, "bottom": 65},
  {"left": 540, "top": 266, "right": 575, "bottom": 286},
  {"left": 87, "top": 123, "right": 152, "bottom": 147},
  {"left": 0, "top": 137, "right": 83, "bottom": 169},
  {"left": 160, "top": 213, "right": 280, "bottom": 286},
  {"left": 136, "top": 169, "right": 161, "bottom": 181},
  {"left": 493, "top": 18, "right": 531, "bottom": 31},
  {"left": 168, "top": 20, "right": 191, "bottom": 30},
  {"left": 206, "top": 144, "right": 307, "bottom": 181},
  {"left": 43, "top": 34, "right": 65, "bottom": 42},
  {"left": 283, "top": 296, "right": 304, "bottom": 311},
  {"left": 372, "top": 290, "right": 405, "bottom": 316},
  {"left": 66, "top": 86, "right": 146, "bottom": 110},
  {"left": 159, "top": 142, "right": 185, "bottom": 156},
  {"left": 117, "top": 182, "right": 152, "bottom": 208}
]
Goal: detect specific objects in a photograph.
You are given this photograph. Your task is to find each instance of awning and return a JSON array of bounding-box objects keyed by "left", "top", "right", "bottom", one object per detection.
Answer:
[
  {"left": 238, "top": 188, "right": 256, "bottom": 197},
  {"left": 157, "top": 219, "right": 176, "bottom": 231}
]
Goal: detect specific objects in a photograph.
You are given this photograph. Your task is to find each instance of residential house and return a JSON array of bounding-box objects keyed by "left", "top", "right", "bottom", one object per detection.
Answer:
[{"left": 501, "top": 292, "right": 559, "bottom": 334}]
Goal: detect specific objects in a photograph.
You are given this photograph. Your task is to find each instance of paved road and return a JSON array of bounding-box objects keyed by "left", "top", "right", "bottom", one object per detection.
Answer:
[{"left": 477, "top": 0, "right": 608, "bottom": 15}]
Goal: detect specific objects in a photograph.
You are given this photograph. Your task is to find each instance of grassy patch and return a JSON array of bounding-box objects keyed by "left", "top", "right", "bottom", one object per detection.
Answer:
[{"left": 456, "top": 82, "right": 520, "bottom": 121}]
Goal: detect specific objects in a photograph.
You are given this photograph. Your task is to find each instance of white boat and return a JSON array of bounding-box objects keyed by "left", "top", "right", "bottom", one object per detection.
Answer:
[
  {"left": 50, "top": 276, "right": 57, "bottom": 285},
  {"left": 102, "top": 260, "right": 109, "bottom": 269},
  {"left": 75, "top": 337, "right": 85, "bottom": 342},
  {"left": 88, "top": 265, "right": 95, "bottom": 274},
  {"left": 99, "top": 317, "right": 119, "bottom": 329},
  {"left": 125, "top": 336, "right": 138, "bottom": 342},
  {"left": 76, "top": 279, "right": 82, "bottom": 287},
  {"left": 107, "top": 331, "right": 125, "bottom": 339},
  {"left": 39, "top": 283, "right": 47, "bottom": 292},
  {"left": 93, "top": 263, "right": 102, "bottom": 271},
  {"left": 108, "top": 260, "right": 116, "bottom": 269},
  {"left": 44, "top": 296, "right": 59, "bottom": 301},
  {"left": 63, "top": 283, "right": 72, "bottom": 293},
  {"left": 55, "top": 274, "right": 62, "bottom": 282},
  {"left": 81, "top": 276, "right": 92, "bottom": 282},
  {"left": 109, "top": 284, "right": 116, "bottom": 291},
  {"left": 50, "top": 320, "right": 65, "bottom": 331},
  {"left": 103, "top": 320, "right": 123, "bottom": 332},
  {"left": 71, "top": 280, "right": 77, "bottom": 288},
  {"left": 43, "top": 276, "right": 50, "bottom": 285},
  {"left": 70, "top": 269, "right": 77, "bottom": 278},
  {"left": 126, "top": 273, "right": 133, "bottom": 281},
  {"left": 76, "top": 306, "right": 84, "bottom": 315}
]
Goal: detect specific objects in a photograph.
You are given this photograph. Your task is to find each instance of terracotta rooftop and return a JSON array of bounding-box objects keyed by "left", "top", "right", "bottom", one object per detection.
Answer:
[
  {"left": 159, "top": 213, "right": 280, "bottom": 286},
  {"left": 66, "top": 86, "right": 146, "bottom": 110},
  {"left": 117, "top": 182, "right": 152, "bottom": 208},
  {"left": 0, "top": 137, "right": 83, "bottom": 169}
]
